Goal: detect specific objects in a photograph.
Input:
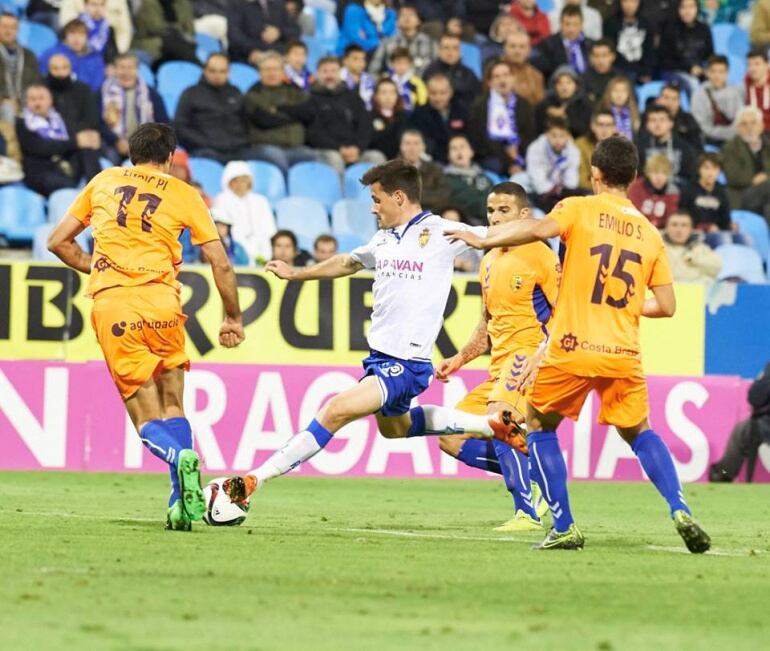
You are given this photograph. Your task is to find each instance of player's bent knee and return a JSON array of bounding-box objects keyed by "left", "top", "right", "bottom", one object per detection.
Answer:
[{"left": 438, "top": 435, "right": 462, "bottom": 456}]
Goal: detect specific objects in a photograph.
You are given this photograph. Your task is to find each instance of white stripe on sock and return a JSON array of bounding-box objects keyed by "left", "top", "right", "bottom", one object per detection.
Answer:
[
  {"left": 530, "top": 442, "right": 552, "bottom": 503},
  {"left": 140, "top": 438, "right": 167, "bottom": 458}
]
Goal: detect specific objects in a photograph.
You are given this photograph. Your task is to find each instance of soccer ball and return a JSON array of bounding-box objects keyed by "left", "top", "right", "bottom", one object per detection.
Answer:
[{"left": 202, "top": 477, "right": 250, "bottom": 526}]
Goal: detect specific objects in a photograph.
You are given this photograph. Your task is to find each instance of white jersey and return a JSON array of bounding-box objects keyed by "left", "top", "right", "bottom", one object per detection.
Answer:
[{"left": 350, "top": 211, "right": 487, "bottom": 361}]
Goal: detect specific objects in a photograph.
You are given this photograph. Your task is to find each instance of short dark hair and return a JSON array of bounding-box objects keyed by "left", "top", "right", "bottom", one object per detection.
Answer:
[
  {"left": 400, "top": 128, "right": 424, "bottom": 143},
  {"left": 63, "top": 18, "right": 87, "bottom": 35},
  {"left": 545, "top": 116, "right": 570, "bottom": 132},
  {"left": 661, "top": 82, "right": 682, "bottom": 97},
  {"left": 314, "top": 234, "right": 338, "bottom": 249},
  {"left": 128, "top": 123, "right": 177, "bottom": 165},
  {"left": 669, "top": 210, "right": 693, "bottom": 224},
  {"left": 561, "top": 5, "right": 583, "bottom": 20},
  {"left": 590, "top": 38, "right": 615, "bottom": 53},
  {"left": 439, "top": 32, "right": 461, "bottom": 44},
  {"left": 390, "top": 47, "right": 412, "bottom": 62},
  {"left": 592, "top": 108, "right": 615, "bottom": 122},
  {"left": 448, "top": 133, "right": 472, "bottom": 147},
  {"left": 699, "top": 152, "right": 722, "bottom": 169},
  {"left": 271, "top": 229, "right": 298, "bottom": 248},
  {"left": 748, "top": 47, "right": 768, "bottom": 61},
  {"left": 646, "top": 105, "right": 672, "bottom": 121},
  {"left": 205, "top": 52, "right": 229, "bottom": 66},
  {"left": 398, "top": 3, "right": 419, "bottom": 16},
  {"left": 114, "top": 52, "right": 138, "bottom": 66},
  {"left": 286, "top": 39, "right": 307, "bottom": 53},
  {"left": 590, "top": 135, "right": 638, "bottom": 188},
  {"left": 707, "top": 54, "right": 729, "bottom": 68},
  {"left": 343, "top": 44, "right": 365, "bottom": 58},
  {"left": 361, "top": 159, "right": 422, "bottom": 203},
  {"left": 317, "top": 55, "right": 340, "bottom": 68},
  {"left": 489, "top": 181, "right": 529, "bottom": 208},
  {"left": 0, "top": 11, "right": 18, "bottom": 21}
]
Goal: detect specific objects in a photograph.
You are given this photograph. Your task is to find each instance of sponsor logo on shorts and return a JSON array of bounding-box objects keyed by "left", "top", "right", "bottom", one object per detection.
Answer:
[
  {"left": 110, "top": 318, "right": 181, "bottom": 336},
  {"left": 111, "top": 321, "right": 126, "bottom": 337},
  {"left": 560, "top": 333, "right": 579, "bottom": 352},
  {"left": 380, "top": 362, "right": 404, "bottom": 377}
]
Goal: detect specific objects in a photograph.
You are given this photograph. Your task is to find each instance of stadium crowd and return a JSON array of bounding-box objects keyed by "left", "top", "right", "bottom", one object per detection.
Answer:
[{"left": 0, "top": 0, "right": 769, "bottom": 283}]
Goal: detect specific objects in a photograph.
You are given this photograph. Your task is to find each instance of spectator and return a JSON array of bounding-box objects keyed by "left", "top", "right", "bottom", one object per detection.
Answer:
[
  {"left": 691, "top": 55, "right": 744, "bottom": 147},
  {"left": 132, "top": 0, "right": 197, "bottom": 66},
  {"left": 603, "top": 0, "right": 655, "bottom": 83},
  {"left": 526, "top": 116, "right": 581, "bottom": 212},
  {"left": 637, "top": 105, "right": 697, "bottom": 188},
  {"left": 709, "top": 362, "right": 770, "bottom": 483},
  {"left": 750, "top": 0, "right": 770, "bottom": 52},
  {"left": 549, "top": 0, "right": 603, "bottom": 41},
  {"left": 468, "top": 60, "right": 535, "bottom": 176},
  {"left": 100, "top": 53, "right": 167, "bottom": 162},
  {"left": 279, "top": 56, "right": 385, "bottom": 175},
  {"left": 46, "top": 53, "right": 100, "bottom": 148},
  {"left": 60, "top": 0, "right": 133, "bottom": 54},
  {"left": 398, "top": 128, "right": 450, "bottom": 213},
  {"left": 640, "top": 0, "right": 677, "bottom": 35},
  {"left": 286, "top": 0, "right": 312, "bottom": 37},
  {"left": 721, "top": 105, "right": 770, "bottom": 209},
  {"left": 227, "top": 0, "right": 300, "bottom": 64},
  {"left": 662, "top": 210, "right": 722, "bottom": 283},
  {"left": 628, "top": 153, "right": 680, "bottom": 228},
  {"left": 0, "top": 124, "right": 23, "bottom": 184},
  {"left": 422, "top": 33, "right": 481, "bottom": 116},
  {"left": 26, "top": 0, "right": 60, "bottom": 32},
  {"left": 599, "top": 76, "right": 639, "bottom": 141},
  {"left": 745, "top": 48, "right": 770, "bottom": 133},
  {"left": 78, "top": 0, "right": 118, "bottom": 63},
  {"left": 175, "top": 53, "right": 260, "bottom": 164},
  {"left": 575, "top": 108, "right": 616, "bottom": 190},
  {"left": 659, "top": 0, "right": 713, "bottom": 92},
  {"left": 582, "top": 39, "right": 624, "bottom": 104},
  {"left": 536, "top": 65, "right": 592, "bottom": 138},
  {"left": 337, "top": 0, "right": 397, "bottom": 56},
  {"left": 501, "top": 29, "right": 545, "bottom": 107},
  {"left": 190, "top": 0, "right": 228, "bottom": 46},
  {"left": 283, "top": 40, "right": 312, "bottom": 91},
  {"left": 39, "top": 19, "right": 106, "bottom": 92},
  {"left": 0, "top": 12, "right": 43, "bottom": 122},
  {"left": 243, "top": 51, "right": 317, "bottom": 175},
  {"left": 369, "top": 77, "right": 408, "bottom": 159},
  {"left": 213, "top": 160, "right": 277, "bottom": 265},
  {"left": 341, "top": 44, "right": 376, "bottom": 110},
  {"left": 409, "top": 0, "right": 470, "bottom": 43},
  {"left": 508, "top": 0, "right": 550, "bottom": 48},
  {"left": 271, "top": 228, "right": 312, "bottom": 266},
  {"left": 466, "top": 0, "right": 504, "bottom": 41},
  {"left": 409, "top": 72, "right": 468, "bottom": 164},
  {"left": 368, "top": 4, "right": 437, "bottom": 77},
  {"left": 209, "top": 208, "right": 251, "bottom": 266},
  {"left": 387, "top": 47, "right": 427, "bottom": 113},
  {"left": 486, "top": 15, "right": 521, "bottom": 61},
  {"left": 534, "top": 5, "right": 592, "bottom": 81},
  {"left": 653, "top": 82, "right": 703, "bottom": 149},
  {"left": 313, "top": 234, "right": 338, "bottom": 263},
  {"left": 443, "top": 133, "right": 493, "bottom": 226},
  {"left": 442, "top": 205, "right": 483, "bottom": 272},
  {"left": 16, "top": 83, "right": 100, "bottom": 196},
  {"left": 679, "top": 152, "right": 732, "bottom": 232}
]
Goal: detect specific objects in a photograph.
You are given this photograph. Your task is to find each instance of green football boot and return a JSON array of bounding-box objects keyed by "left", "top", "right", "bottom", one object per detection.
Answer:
[
  {"left": 673, "top": 510, "right": 711, "bottom": 554},
  {"left": 165, "top": 499, "right": 191, "bottom": 532},
  {"left": 177, "top": 449, "right": 206, "bottom": 521},
  {"left": 532, "top": 481, "right": 550, "bottom": 520},
  {"left": 533, "top": 524, "right": 585, "bottom": 550}
]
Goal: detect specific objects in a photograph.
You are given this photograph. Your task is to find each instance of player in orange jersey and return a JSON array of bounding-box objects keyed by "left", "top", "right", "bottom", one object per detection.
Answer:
[
  {"left": 446, "top": 136, "right": 710, "bottom": 553},
  {"left": 436, "top": 182, "right": 559, "bottom": 531},
  {"left": 47, "top": 123, "right": 245, "bottom": 531}
]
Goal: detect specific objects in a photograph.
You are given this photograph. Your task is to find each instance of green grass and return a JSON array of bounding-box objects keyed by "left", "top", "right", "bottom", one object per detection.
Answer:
[{"left": 0, "top": 473, "right": 768, "bottom": 651}]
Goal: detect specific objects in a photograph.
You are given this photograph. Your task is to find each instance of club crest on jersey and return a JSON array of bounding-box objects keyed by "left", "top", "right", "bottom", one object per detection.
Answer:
[
  {"left": 512, "top": 275, "right": 523, "bottom": 290},
  {"left": 418, "top": 227, "right": 431, "bottom": 248}
]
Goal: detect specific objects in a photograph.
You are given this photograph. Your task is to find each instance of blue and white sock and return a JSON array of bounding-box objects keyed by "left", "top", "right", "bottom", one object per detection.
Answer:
[
  {"left": 631, "top": 429, "right": 691, "bottom": 516},
  {"left": 528, "top": 431, "right": 574, "bottom": 532},
  {"left": 407, "top": 406, "right": 493, "bottom": 437},
  {"left": 164, "top": 417, "right": 192, "bottom": 507},
  {"left": 249, "top": 419, "right": 334, "bottom": 486},
  {"left": 139, "top": 419, "right": 184, "bottom": 468},
  {"left": 456, "top": 438, "right": 501, "bottom": 473},
  {"left": 492, "top": 439, "right": 539, "bottom": 520}
]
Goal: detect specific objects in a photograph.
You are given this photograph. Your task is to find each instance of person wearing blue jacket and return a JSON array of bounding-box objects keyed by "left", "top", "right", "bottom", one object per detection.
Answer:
[
  {"left": 338, "top": 0, "right": 397, "bottom": 55},
  {"left": 39, "top": 19, "right": 105, "bottom": 92}
]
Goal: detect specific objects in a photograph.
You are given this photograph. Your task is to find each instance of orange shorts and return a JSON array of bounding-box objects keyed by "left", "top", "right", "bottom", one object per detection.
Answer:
[
  {"left": 455, "top": 348, "right": 533, "bottom": 417},
  {"left": 529, "top": 364, "right": 649, "bottom": 428},
  {"left": 91, "top": 284, "right": 189, "bottom": 399}
]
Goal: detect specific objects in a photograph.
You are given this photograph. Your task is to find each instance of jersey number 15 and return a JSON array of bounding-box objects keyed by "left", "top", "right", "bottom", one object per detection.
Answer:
[
  {"left": 114, "top": 185, "right": 162, "bottom": 233},
  {"left": 590, "top": 244, "right": 641, "bottom": 309}
]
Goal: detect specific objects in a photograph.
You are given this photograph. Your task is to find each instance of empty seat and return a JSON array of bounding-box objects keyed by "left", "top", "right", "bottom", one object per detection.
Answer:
[
  {"left": 728, "top": 55, "right": 747, "bottom": 86},
  {"left": 711, "top": 23, "right": 735, "bottom": 56},
  {"left": 460, "top": 42, "right": 482, "bottom": 78},
  {"left": 731, "top": 210, "right": 770, "bottom": 263},
  {"left": 332, "top": 199, "right": 377, "bottom": 241},
  {"left": 33, "top": 223, "right": 91, "bottom": 260},
  {"left": 17, "top": 20, "right": 57, "bottom": 57},
  {"left": 229, "top": 62, "right": 260, "bottom": 93},
  {"left": 188, "top": 157, "right": 224, "bottom": 197},
  {"left": 336, "top": 232, "right": 366, "bottom": 253},
  {"left": 47, "top": 188, "right": 79, "bottom": 222},
  {"left": 288, "top": 161, "right": 341, "bottom": 211},
  {"left": 275, "top": 197, "right": 330, "bottom": 251},
  {"left": 139, "top": 61, "right": 155, "bottom": 87},
  {"left": 344, "top": 161, "right": 374, "bottom": 200},
  {"left": 157, "top": 60, "right": 202, "bottom": 118},
  {"left": 636, "top": 81, "right": 664, "bottom": 110},
  {"left": 303, "top": 6, "right": 339, "bottom": 49},
  {"left": 195, "top": 32, "right": 221, "bottom": 64},
  {"left": 247, "top": 160, "right": 286, "bottom": 206},
  {"left": 715, "top": 244, "right": 767, "bottom": 283},
  {"left": 0, "top": 186, "right": 47, "bottom": 244}
]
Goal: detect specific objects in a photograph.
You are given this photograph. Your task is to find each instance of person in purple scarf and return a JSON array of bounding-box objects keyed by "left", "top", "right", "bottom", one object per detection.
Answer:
[{"left": 79, "top": 0, "right": 118, "bottom": 63}]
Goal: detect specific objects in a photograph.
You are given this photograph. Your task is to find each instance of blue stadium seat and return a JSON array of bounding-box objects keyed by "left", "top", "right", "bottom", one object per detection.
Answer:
[
  {"left": 229, "top": 62, "right": 260, "bottom": 93},
  {"left": 139, "top": 61, "right": 155, "bottom": 87},
  {"left": 247, "top": 160, "right": 286, "bottom": 206},
  {"left": 47, "top": 188, "right": 79, "bottom": 222},
  {"left": 99, "top": 156, "right": 113, "bottom": 170},
  {"left": 303, "top": 6, "right": 339, "bottom": 48},
  {"left": 729, "top": 27, "right": 750, "bottom": 58},
  {"left": 275, "top": 197, "right": 330, "bottom": 251},
  {"left": 303, "top": 36, "right": 333, "bottom": 73},
  {"left": 0, "top": 186, "right": 47, "bottom": 244},
  {"left": 188, "top": 157, "right": 224, "bottom": 197},
  {"left": 712, "top": 23, "right": 735, "bottom": 56},
  {"left": 731, "top": 210, "right": 770, "bottom": 263},
  {"left": 17, "top": 20, "right": 57, "bottom": 57},
  {"left": 33, "top": 223, "right": 91, "bottom": 260},
  {"left": 728, "top": 55, "right": 747, "bottom": 86},
  {"left": 178, "top": 228, "right": 200, "bottom": 263},
  {"left": 331, "top": 199, "right": 377, "bottom": 241},
  {"left": 715, "top": 244, "right": 767, "bottom": 283},
  {"left": 537, "top": 0, "right": 555, "bottom": 11},
  {"left": 460, "top": 42, "right": 482, "bottom": 78},
  {"left": 195, "top": 32, "right": 221, "bottom": 64},
  {"left": 336, "top": 232, "right": 366, "bottom": 253},
  {"left": 344, "top": 161, "right": 374, "bottom": 200},
  {"left": 704, "top": 231, "right": 733, "bottom": 249},
  {"left": 636, "top": 81, "right": 664, "bottom": 109},
  {"left": 157, "top": 61, "right": 202, "bottom": 118},
  {"left": 288, "top": 161, "right": 341, "bottom": 211}
]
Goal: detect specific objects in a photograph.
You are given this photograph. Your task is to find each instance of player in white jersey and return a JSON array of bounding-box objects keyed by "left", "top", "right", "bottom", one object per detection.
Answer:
[{"left": 225, "top": 160, "right": 523, "bottom": 502}]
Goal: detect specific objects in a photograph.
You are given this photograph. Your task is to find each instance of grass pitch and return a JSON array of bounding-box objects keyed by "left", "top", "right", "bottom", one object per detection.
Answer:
[{"left": 1, "top": 473, "right": 768, "bottom": 651}]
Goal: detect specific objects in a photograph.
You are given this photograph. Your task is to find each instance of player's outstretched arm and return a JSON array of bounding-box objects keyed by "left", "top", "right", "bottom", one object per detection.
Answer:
[
  {"left": 436, "top": 311, "right": 490, "bottom": 382},
  {"left": 266, "top": 254, "right": 363, "bottom": 281},
  {"left": 643, "top": 284, "right": 677, "bottom": 318},
  {"left": 47, "top": 214, "right": 91, "bottom": 274},
  {"left": 200, "top": 239, "right": 245, "bottom": 348},
  {"left": 445, "top": 218, "right": 559, "bottom": 250}
]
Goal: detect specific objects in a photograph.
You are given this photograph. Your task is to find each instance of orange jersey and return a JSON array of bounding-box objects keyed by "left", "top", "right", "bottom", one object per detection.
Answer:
[
  {"left": 481, "top": 241, "right": 560, "bottom": 374},
  {"left": 544, "top": 193, "right": 673, "bottom": 377},
  {"left": 68, "top": 165, "right": 219, "bottom": 297}
]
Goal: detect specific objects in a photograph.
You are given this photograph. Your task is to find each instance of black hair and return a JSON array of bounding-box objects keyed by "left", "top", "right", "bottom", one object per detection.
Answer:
[
  {"left": 361, "top": 159, "right": 422, "bottom": 203},
  {"left": 590, "top": 135, "right": 639, "bottom": 188},
  {"left": 343, "top": 44, "right": 365, "bottom": 58},
  {"left": 489, "top": 182, "right": 529, "bottom": 208},
  {"left": 561, "top": 5, "right": 583, "bottom": 20},
  {"left": 661, "top": 82, "right": 682, "bottom": 96},
  {"left": 286, "top": 39, "right": 307, "bottom": 52},
  {"left": 646, "top": 105, "right": 673, "bottom": 120},
  {"left": 590, "top": 38, "right": 615, "bottom": 53},
  {"left": 390, "top": 47, "right": 412, "bottom": 62},
  {"left": 128, "top": 123, "right": 177, "bottom": 165},
  {"left": 748, "top": 47, "right": 768, "bottom": 60},
  {"left": 699, "top": 152, "right": 722, "bottom": 168},
  {"left": 271, "top": 229, "right": 298, "bottom": 248},
  {"left": 545, "top": 116, "right": 571, "bottom": 132},
  {"left": 707, "top": 54, "right": 729, "bottom": 68}
]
